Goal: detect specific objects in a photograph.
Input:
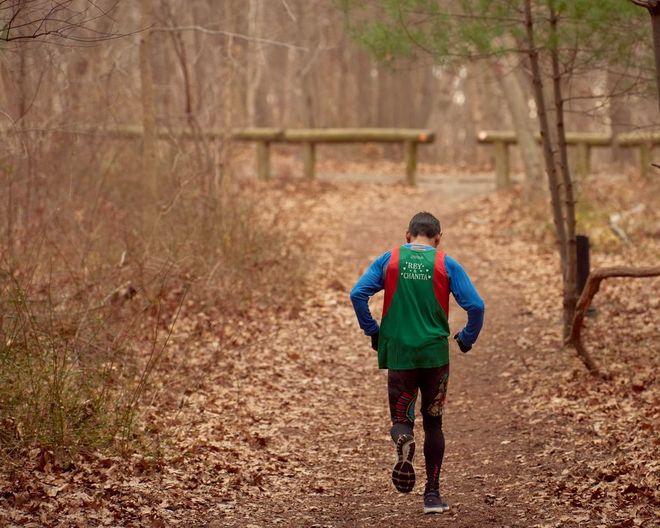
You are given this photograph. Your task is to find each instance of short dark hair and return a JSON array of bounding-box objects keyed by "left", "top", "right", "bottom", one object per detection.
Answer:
[{"left": 408, "top": 212, "right": 441, "bottom": 238}]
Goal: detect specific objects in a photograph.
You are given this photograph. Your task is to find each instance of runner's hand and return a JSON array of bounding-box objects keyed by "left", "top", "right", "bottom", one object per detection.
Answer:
[
  {"left": 454, "top": 333, "right": 471, "bottom": 353},
  {"left": 371, "top": 331, "right": 379, "bottom": 351}
]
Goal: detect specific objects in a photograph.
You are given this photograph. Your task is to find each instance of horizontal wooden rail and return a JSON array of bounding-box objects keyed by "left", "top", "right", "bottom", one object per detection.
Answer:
[
  {"left": 477, "top": 129, "right": 659, "bottom": 183},
  {"left": 1, "top": 126, "right": 435, "bottom": 185},
  {"left": 284, "top": 128, "right": 432, "bottom": 181},
  {"left": 1, "top": 126, "right": 284, "bottom": 141},
  {"left": 281, "top": 128, "right": 434, "bottom": 143},
  {"left": 615, "top": 131, "right": 660, "bottom": 145},
  {"left": 477, "top": 130, "right": 612, "bottom": 146},
  {"left": 616, "top": 132, "right": 660, "bottom": 179}
]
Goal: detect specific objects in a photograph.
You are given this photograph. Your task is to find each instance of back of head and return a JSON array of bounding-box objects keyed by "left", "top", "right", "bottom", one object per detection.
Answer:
[{"left": 408, "top": 212, "right": 441, "bottom": 238}]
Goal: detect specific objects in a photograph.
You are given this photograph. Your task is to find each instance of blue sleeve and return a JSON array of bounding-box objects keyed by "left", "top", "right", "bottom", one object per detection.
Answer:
[
  {"left": 445, "top": 255, "right": 485, "bottom": 347},
  {"left": 349, "top": 251, "right": 391, "bottom": 336}
]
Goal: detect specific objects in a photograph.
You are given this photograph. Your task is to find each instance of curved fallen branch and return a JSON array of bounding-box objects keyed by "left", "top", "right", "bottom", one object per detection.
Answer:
[{"left": 566, "top": 265, "right": 660, "bottom": 378}]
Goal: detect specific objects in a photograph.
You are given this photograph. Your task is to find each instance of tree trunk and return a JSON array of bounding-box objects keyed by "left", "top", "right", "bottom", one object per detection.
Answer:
[
  {"left": 650, "top": 6, "right": 660, "bottom": 110},
  {"left": 246, "top": 0, "right": 264, "bottom": 126},
  {"left": 168, "top": 25, "right": 194, "bottom": 121},
  {"left": 464, "top": 64, "right": 483, "bottom": 164},
  {"left": 523, "top": 0, "right": 568, "bottom": 274},
  {"left": 191, "top": 0, "right": 206, "bottom": 117},
  {"left": 139, "top": 0, "right": 157, "bottom": 196},
  {"left": 607, "top": 71, "right": 633, "bottom": 167},
  {"left": 550, "top": 7, "right": 578, "bottom": 339},
  {"left": 370, "top": 62, "right": 380, "bottom": 126},
  {"left": 17, "top": 45, "right": 33, "bottom": 229},
  {"left": 491, "top": 59, "right": 544, "bottom": 195}
]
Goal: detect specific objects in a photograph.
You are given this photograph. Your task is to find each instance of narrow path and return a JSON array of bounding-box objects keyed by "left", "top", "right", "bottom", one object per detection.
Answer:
[{"left": 218, "top": 183, "right": 564, "bottom": 527}]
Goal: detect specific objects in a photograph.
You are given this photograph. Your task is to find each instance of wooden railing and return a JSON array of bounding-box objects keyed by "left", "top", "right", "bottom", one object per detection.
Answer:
[
  {"left": 616, "top": 132, "right": 660, "bottom": 180},
  {"left": 477, "top": 130, "right": 613, "bottom": 187},
  {"left": 1, "top": 126, "right": 435, "bottom": 186},
  {"left": 232, "top": 127, "right": 435, "bottom": 184}
]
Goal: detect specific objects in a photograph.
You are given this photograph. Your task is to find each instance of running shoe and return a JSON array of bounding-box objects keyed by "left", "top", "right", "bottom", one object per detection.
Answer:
[{"left": 391, "top": 433, "right": 415, "bottom": 493}]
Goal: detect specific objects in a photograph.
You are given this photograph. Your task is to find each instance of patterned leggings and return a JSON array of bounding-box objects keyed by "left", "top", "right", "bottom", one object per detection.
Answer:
[{"left": 387, "top": 365, "right": 449, "bottom": 492}]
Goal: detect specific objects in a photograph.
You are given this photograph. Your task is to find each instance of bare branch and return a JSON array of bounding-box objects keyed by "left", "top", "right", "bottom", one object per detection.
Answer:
[
  {"left": 630, "top": 0, "right": 659, "bottom": 8},
  {"left": 152, "top": 25, "right": 308, "bottom": 52},
  {"left": 566, "top": 266, "right": 660, "bottom": 377},
  {"left": 280, "top": 0, "right": 297, "bottom": 22},
  {"left": 0, "top": 0, "right": 125, "bottom": 43}
]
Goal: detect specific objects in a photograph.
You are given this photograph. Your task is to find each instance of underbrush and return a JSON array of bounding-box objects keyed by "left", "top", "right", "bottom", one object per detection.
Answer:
[
  {"left": 0, "top": 139, "right": 307, "bottom": 462},
  {"left": 512, "top": 173, "right": 660, "bottom": 253},
  {"left": 463, "top": 176, "right": 659, "bottom": 525},
  {"left": 0, "top": 270, "right": 176, "bottom": 461}
]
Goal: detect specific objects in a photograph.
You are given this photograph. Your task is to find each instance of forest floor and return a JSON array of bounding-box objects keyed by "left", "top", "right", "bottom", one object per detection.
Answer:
[{"left": 1, "top": 169, "right": 658, "bottom": 527}]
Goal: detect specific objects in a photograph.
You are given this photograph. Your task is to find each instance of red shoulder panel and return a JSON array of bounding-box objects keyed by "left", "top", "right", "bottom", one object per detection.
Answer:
[
  {"left": 382, "top": 247, "right": 400, "bottom": 318},
  {"left": 432, "top": 251, "right": 450, "bottom": 317}
]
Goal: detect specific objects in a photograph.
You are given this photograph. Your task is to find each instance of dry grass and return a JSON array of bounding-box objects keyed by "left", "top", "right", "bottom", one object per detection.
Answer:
[{"left": 0, "top": 135, "right": 307, "bottom": 461}]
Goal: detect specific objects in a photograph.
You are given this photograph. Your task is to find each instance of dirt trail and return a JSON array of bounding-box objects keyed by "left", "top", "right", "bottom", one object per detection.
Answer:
[
  {"left": 2, "top": 175, "right": 655, "bottom": 528},
  {"left": 214, "top": 182, "right": 566, "bottom": 528}
]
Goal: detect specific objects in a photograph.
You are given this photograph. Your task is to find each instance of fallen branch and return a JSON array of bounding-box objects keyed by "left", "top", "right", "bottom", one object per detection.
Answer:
[{"left": 566, "top": 265, "right": 660, "bottom": 377}]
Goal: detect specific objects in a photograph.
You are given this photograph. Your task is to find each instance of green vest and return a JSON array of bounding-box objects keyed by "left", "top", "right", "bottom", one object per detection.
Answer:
[{"left": 378, "top": 245, "right": 450, "bottom": 370}]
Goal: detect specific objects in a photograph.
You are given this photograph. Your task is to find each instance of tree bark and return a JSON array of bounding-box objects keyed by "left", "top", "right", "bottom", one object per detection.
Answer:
[
  {"left": 607, "top": 70, "right": 633, "bottom": 167},
  {"left": 651, "top": 6, "right": 660, "bottom": 110},
  {"left": 246, "top": 0, "right": 264, "bottom": 126},
  {"left": 566, "top": 266, "right": 660, "bottom": 377},
  {"left": 632, "top": 1, "right": 660, "bottom": 109},
  {"left": 17, "top": 45, "right": 33, "bottom": 229},
  {"left": 139, "top": 0, "right": 157, "bottom": 195},
  {"left": 550, "top": 6, "right": 578, "bottom": 339},
  {"left": 523, "top": 1, "right": 568, "bottom": 274},
  {"left": 491, "top": 59, "right": 544, "bottom": 195}
]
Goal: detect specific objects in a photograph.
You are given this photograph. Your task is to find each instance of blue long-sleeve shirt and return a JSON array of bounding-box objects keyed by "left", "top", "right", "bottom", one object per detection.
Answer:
[{"left": 349, "top": 243, "right": 485, "bottom": 347}]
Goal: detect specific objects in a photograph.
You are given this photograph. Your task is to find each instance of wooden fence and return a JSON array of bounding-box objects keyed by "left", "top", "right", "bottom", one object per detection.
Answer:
[
  {"left": 2, "top": 126, "right": 435, "bottom": 186},
  {"left": 477, "top": 131, "right": 613, "bottom": 187},
  {"left": 232, "top": 128, "right": 435, "bottom": 184},
  {"left": 11, "top": 124, "right": 655, "bottom": 185},
  {"left": 477, "top": 130, "right": 658, "bottom": 185},
  {"left": 616, "top": 132, "right": 660, "bottom": 179}
]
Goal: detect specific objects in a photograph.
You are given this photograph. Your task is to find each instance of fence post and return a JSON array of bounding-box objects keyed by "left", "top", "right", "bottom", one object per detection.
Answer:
[
  {"left": 256, "top": 141, "right": 270, "bottom": 180},
  {"left": 303, "top": 142, "right": 316, "bottom": 179},
  {"left": 494, "top": 140, "right": 510, "bottom": 189},
  {"left": 639, "top": 142, "right": 652, "bottom": 179},
  {"left": 576, "top": 235, "right": 590, "bottom": 295},
  {"left": 404, "top": 140, "right": 417, "bottom": 186},
  {"left": 576, "top": 142, "right": 590, "bottom": 178}
]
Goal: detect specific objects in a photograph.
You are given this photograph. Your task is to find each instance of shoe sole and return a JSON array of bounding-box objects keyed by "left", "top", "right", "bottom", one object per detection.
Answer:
[
  {"left": 391, "top": 434, "right": 415, "bottom": 493},
  {"left": 423, "top": 505, "right": 450, "bottom": 514}
]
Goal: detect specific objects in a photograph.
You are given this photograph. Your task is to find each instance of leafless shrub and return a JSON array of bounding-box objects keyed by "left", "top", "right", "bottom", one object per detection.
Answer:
[{"left": 0, "top": 130, "right": 306, "bottom": 461}]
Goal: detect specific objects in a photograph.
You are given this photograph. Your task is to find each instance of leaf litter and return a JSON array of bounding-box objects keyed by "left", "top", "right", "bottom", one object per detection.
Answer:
[{"left": 0, "top": 172, "right": 657, "bottom": 527}]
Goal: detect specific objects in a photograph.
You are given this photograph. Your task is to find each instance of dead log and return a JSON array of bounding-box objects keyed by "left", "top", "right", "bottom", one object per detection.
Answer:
[{"left": 566, "top": 266, "right": 660, "bottom": 377}]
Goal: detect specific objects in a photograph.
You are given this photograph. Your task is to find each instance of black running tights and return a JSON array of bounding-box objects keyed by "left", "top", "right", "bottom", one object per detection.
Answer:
[{"left": 387, "top": 365, "right": 449, "bottom": 492}]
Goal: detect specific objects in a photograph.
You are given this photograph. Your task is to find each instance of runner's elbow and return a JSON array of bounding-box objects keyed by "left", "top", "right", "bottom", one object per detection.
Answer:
[
  {"left": 349, "top": 286, "right": 364, "bottom": 304},
  {"left": 466, "top": 298, "right": 485, "bottom": 314}
]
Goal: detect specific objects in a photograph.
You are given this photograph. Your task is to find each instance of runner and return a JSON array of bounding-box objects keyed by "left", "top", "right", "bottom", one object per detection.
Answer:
[{"left": 349, "top": 211, "right": 485, "bottom": 514}]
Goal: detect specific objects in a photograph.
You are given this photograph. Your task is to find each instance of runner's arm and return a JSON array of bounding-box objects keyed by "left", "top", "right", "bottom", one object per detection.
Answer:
[
  {"left": 349, "top": 251, "right": 391, "bottom": 336},
  {"left": 445, "top": 255, "right": 485, "bottom": 347}
]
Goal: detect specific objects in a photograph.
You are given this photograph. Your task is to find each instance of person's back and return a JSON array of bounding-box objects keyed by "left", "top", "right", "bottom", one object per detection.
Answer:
[{"left": 349, "top": 211, "right": 485, "bottom": 514}]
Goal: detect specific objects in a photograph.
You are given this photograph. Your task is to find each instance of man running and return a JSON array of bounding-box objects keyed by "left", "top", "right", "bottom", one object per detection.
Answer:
[{"left": 349, "top": 211, "right": 485, "bottom": 514}]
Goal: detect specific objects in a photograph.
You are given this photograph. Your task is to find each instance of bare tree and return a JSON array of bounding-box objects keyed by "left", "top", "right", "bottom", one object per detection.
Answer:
[
  {"left": 631, "top": 0, "right": 660, "bottom": 108},
  {"left": 492, "top": 58, "right": 544, "bottom": 195},
  {"left": 139, "top": 0, "right": 157, "bottom": 194},
  {"left": 246, "top": 0, "right": 264, "bottom": 126},
  {"left": 0, "top": 0, "right": 124, "bottom": 42}
]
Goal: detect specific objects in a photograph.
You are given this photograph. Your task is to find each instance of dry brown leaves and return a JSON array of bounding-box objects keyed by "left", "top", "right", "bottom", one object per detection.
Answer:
[
  {"left": 457, "top": 175, "right": 659, "bottom": 527},
  {"left": 1, "top": 171, "right": 657, "bottom": 527}
]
